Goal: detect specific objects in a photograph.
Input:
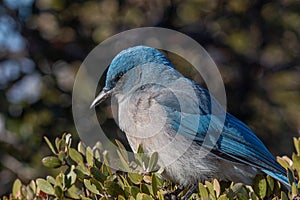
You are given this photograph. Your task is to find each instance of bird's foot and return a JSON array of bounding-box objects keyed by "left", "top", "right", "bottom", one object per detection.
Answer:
[
  {"left": 182, "top": 184, "right": 197, "bottom": 200},
  {"left": 163, "top": 185, "right": 184, "bottom": 200}
]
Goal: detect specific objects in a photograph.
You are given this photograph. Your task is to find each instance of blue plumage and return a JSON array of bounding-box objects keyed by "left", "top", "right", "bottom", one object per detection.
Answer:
[
  {"left": 91, "top": 45, "right": 290, "bottom": 187},
  {"left": 164, "top": 81, "right": 289, "bottom": 186}
]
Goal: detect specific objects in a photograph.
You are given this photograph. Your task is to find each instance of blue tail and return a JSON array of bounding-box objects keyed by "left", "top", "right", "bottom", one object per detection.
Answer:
[{"left": 262, "top": 169, "right": 290, "bottom": 187}]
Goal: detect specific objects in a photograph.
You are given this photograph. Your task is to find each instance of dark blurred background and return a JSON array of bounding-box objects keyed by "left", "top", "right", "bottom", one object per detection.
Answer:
[{"left": 0, "top": 0, "right": 299, "bottom": 196}]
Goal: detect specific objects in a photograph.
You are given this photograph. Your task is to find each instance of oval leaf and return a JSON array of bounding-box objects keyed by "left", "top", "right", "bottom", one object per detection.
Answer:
[
  {"left": 42, "top": 156, "right": 62, "bottom": 168},
  {"left": 46, "top": 176, "right": 56, "bottom": 185},
  {"left": 44, "top": 136, "right": 57, "bottom": 154},
  {"left": 36, "top": 178, "right": 55, "bottom": 195},
  {"left": 198, "top": 183, "right": 208, "bottom": 198},
  {"left": 294, "top": 137, "right": 300, "bottom": 155},
  {"left": 12, "top": 179, "right": 22, "bottom": 198},
  {"left": 117, "top": 149, "right": 131, "bottom": 172},
  {"left": 69, "top": 148, "right": 83, "bottom": 164},
  {"left": 253, "top": 175, "right": 267, "bottom": 199},
  {"left": 292, "top": 153, "right": 300, "bottom": 172},
  {"left": 277, "top": 157, "right": 290, "bottom": 169},
  {"left": 213, "top": 179, "right": 221, "bottom": 197},
  {"left": 147, "top": 152, "right": 158, "bottom": 172},
  {"left": 84, "top": 179, "right": 100, "bottom": 195},
  {"left": 86, "top": 147, "right": 94, "bottom": 167},
  {"left": 77, "top": 142, "right": 86, "bottom": 155},
  {"left": 115, "top": 140, "right": 129, "bottom": 161},
  {"left": 128, "top": 173, "right": 143, "bottom": 184},
  {"left": 136, "top": 193, "right": 153, "bottom": 200}
]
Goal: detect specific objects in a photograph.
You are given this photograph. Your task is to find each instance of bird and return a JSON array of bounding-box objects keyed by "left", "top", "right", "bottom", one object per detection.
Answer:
[{"left": 91, "top": 45, "right": 289, "bottom": 189}]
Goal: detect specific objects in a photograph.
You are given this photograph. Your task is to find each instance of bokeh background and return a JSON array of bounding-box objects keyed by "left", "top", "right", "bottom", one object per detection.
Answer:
[{"left": 1, "top": 0, "right": 300, "bottom": 196}]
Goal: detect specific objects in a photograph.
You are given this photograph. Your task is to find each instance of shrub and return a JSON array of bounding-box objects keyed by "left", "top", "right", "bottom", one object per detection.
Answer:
[{"left": 3, "top": 133, "right": 300, "bottom": 200}]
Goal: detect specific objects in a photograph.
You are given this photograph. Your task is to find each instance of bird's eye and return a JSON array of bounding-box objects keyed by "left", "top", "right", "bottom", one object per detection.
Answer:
[{"left": 115, "top": 72, "right": 124, "bottom": 82}]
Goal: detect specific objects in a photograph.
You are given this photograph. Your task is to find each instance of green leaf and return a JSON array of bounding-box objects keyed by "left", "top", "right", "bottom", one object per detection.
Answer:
[
  {"left": 55, "top": 172, "right": 65, "bottom": 189},
  {"left": 250, "top": 192, "right": 259, "bottom": 200},
  {"left": 77, "top": 141, "right": 85, "bottom": 155},
  {"left": 266, "top": 175, "right": 275, "bottom": 197},
  {"left": 266, "top": 175, "right": 274, "bottom": 192},
  {"left": 69, "top": 148, "right": 84, "bottom": 164},
  {"left": 294, "top": 137, "right": 300, "bottom": 155},
  {"left": 90, "top": 166, "right": 105, "bottom": 182},
  {"left": 36, "top": 178, "right": 55, "bottom": 195},
  {"left": 213, "top": 179, "right": 221, "bottom": 197},
  {"left": 143, "top": 175, "right": 152, "bottom": 184},
  {"left": 116, "top": 140, "right": 129, "bottom": 161},
  {"left": 29, "top": 180, "right": 36, "bottom": 194},
  {"left": 130, "top": 186, "right": 140, "bottom": 198},
  {"left": 46, "top": 176, "right": 56, "bottom": 185},
  {"left": 117, "top": 175, "right": 126, "bottom": 190},
  {"left": 65, "top": 165, "right": 77, "bottom": 188},
  {"left": 93, "top": 142, "right": 103, "bottom": 160},
  {"left": 218, "top": 194, "right": 229, "bottom": 200},
  {"left": 58, "top": 151, "right": 66, "bottom": 161},
  {"left": 273, "top": 179, "right": 282, "bottom": 196},
  {"left": 26, "top": 184, "right": 35, "bottom": 200},
  {"left": 94, "top": 149, "right": 101, "bottom": 160},
  {"left": 157, "top": 190, "right": 165, "bottom": 200},
  {"left": 102, "top": 152, "right": 112, "bottom": 175},
  {"left": 287, "top": 168, "right": 295, "bottom": 184},
  {"left": 65, "top": 133, "right": 72, "bottom": 147},
  {"left": 141, "top": 183, "right": 152, "bottom": 195},
  {"left": 94, "top": 141, "right": 103, "bottom": 151},
  {"left": 277, "top": 157, "right": 290, "bottom": 169},
  {"left": 152, "top": 174, "right": 158, "bottom": 196},
  {"left": 20, "top": 185, "right": 26, "bottom": 198},
  {"left": 129, "top": 196, "right": 136, "bottom": 200},
  {"left": 44, "top": 136, "right": 57, "bottom": 154},
  {"left": 147, "top": 152, "right": 158, "bottom": 172},
  {"left": 199, "top": 183, "right": 209, "bottom": 198},
  {"left": 137, "top": 145, "right": 144, "bottom": 154},
  {"left": 205, "top": 181, "right": 214, "bottom": 196},
  {"left": 84, "top": 179, "right": 100, "bottom": 195},
  {"left": 291, "top": 182, "right": 298, "bottom": 195},
  {"left": 253, "top": 175, "right": 267, "bottom": 199},
  {"left": 12, "top": 179, "right": 22, "bottom": 198},
  {"left": 118, "top": 195, "right": 126, "bottom": 200},
  {"left": 124, "top": 186, "right": 131, "bottom": 197},
  {"left": 117, "top": 149, "right": 131, "bottom": 172},
  {"left": 86, "top": 146, "right": 94, "bottom": 167},
  {"left": 55, "top": 137, "right": 61, "bottom": 152},
  {"left": 54, "top": 185, "right": 63, "bottom": 198},
  {"left": 42, "top": 156, "right": 62, "bottom": 168},
  {"left": 80, "top": 196, "right": 93, "bottom": 200},
  {"left": 128, "top": 173, "right": 143, "bottom": 184},
  {"left": 236, "top": 186, "right": 248, "bottom": 200},
  {"left": 91, "top": 178, "right": 104, "bottom": 193},
  {"left": 293, "top": 153, "right": 300, "bottom": 172},
  {"left": 135, "top": 145, "right": 149, "bottom": 167},
  {"left": 75, "top": 164, "right": 89, "bottom": 180},
  {"left": 105, "top": 180, "right": 124, "bottom": 197},
  {"left": 226, "top": 183, "right": 243, "bottom": 198},
  {"left": 59, "top": 134, "right": 68, "bottom": 151},
  {"left": 136, "top": 193, "right": 153, "bottom": 200},
  {"left": 67, "top": 185, "right": 81, "bottom": 199},
  {"left": 281, "top": 191, "right": 288, "bottom": 200}
]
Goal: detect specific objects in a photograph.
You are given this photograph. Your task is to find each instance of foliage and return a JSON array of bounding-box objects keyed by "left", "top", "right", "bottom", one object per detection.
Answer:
[
  {"left": 1, "top": 0, "right": 300, "bottom": 196},
  {"left": 3, "top": 134, "right": 300, "bottom": 199}
]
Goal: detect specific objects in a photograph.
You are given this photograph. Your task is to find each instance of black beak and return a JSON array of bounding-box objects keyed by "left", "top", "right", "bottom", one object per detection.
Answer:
[{"left": 90, "top": 89, "right": 111, "bottom": 108}]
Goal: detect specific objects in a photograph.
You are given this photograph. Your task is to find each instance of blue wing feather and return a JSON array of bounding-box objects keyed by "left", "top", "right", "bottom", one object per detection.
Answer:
[{"left": 161, "top": 81, "right": 289, "bottom": 186}]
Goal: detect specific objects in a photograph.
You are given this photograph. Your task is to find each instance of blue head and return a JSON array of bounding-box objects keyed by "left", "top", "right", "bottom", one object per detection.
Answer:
[
  {"left": 105, "top": 46, "right": 174, "bottom": 90},
  {"left": 91, "top": 45, "right": 174, "bottom": 107}
]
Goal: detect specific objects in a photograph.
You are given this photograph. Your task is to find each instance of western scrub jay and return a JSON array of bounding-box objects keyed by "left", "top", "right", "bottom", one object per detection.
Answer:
[{"left": 91, "top": 46, "right": 289, "bottom": 188}]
